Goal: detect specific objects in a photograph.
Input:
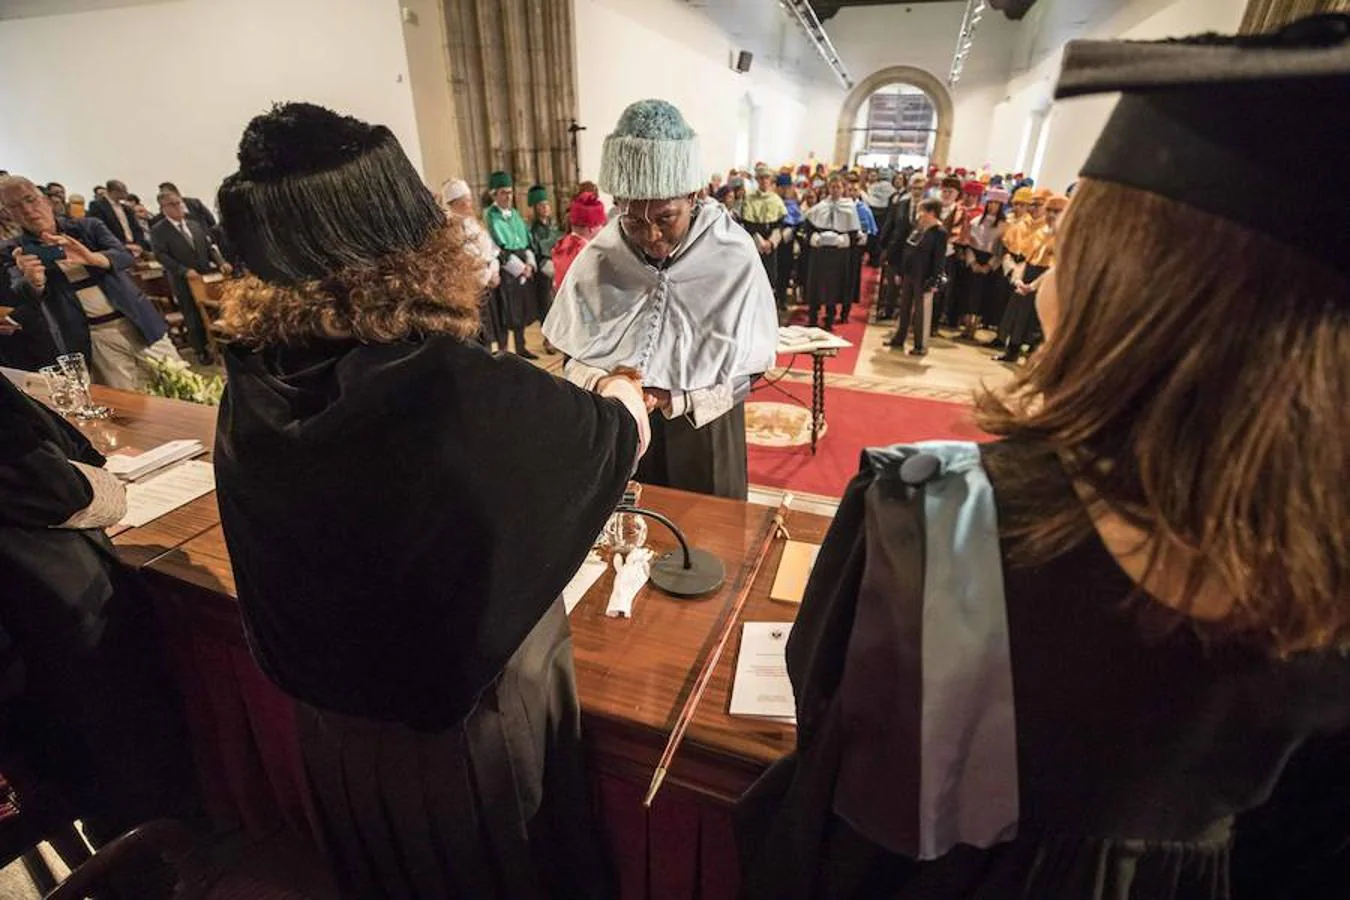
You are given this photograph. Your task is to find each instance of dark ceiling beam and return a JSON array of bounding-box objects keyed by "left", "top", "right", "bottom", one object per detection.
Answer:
[{"left": 815, "top": 0, "right": 1039, "bottom": 23}]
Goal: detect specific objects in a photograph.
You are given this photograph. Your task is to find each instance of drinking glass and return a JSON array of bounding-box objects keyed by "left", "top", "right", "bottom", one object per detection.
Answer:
[
  {"left": 38, "top": 366, "right": 80, "bottom": 416},
  {"left": 56, "top": 352, "right": 110, "bottom": 419},
  {"left": 606, "top": 481, "right": 648, "bottom": 555}
]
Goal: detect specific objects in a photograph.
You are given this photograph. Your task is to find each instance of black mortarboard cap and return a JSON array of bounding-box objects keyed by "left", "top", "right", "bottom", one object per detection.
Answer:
[{"left": 1055, "top": 14, "right": 1350, "bottom": 277}]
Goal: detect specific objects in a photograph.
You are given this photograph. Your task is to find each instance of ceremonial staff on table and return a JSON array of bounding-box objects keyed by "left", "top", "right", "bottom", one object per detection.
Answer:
[{"left": 644, "top": 495, "right": 794, "bottom": 807}]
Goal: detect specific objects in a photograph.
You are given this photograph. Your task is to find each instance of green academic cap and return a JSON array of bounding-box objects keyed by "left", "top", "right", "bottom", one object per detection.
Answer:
[
  {"left": 527, "top": 184, "right": 548, "bottom": 207},
  {"left": 488, "top": 171, "right": 513, "bottom": 191}
]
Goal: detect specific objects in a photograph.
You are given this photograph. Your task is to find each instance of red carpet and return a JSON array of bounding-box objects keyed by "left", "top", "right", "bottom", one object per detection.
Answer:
[{"left": 747, "top": 379, "right": 989, "bottom": 498}]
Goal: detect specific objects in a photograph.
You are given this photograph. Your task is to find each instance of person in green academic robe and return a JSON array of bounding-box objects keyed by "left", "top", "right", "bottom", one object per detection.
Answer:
[{"left": 485, "top": 171, "right": 538, "bottom": 359}]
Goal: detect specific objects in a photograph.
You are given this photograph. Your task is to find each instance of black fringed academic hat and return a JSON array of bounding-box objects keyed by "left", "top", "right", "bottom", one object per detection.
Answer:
[
  {"left": 1056, "top": 13, "right": 1350, "bottom": 277},
  {"left": 218, "top": 102, "right": 444, "bottom": 286}
]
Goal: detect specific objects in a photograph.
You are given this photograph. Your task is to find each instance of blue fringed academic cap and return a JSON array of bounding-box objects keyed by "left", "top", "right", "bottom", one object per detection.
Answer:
[{"left": 598, "top": 99, "right": 704, "bottom": 201}]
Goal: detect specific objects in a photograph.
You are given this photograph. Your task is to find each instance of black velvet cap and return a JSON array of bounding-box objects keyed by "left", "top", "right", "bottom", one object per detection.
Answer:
[
  {"left": 1056, "top": 14, "right": 1350, "bottom": 277},
  {"left": 219, "top": 102, "right": 443, "bottom": 286}
]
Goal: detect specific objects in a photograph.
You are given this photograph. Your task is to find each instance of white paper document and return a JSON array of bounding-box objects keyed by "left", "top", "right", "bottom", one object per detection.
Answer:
[
  {"left": 776, "top": 325, "right": 852, "bottom": 353},
  {"left": 105, "top": 440, "right": 206, "bottom": 482},
  {"left": 729, "top": 622, "right": 797, "bottom": 724},
  {"left": 118, "top": 460, "right": 216, "bottom": 528},
  {"left": 561, "top": 552, "right": 609, "bottom": 615}
]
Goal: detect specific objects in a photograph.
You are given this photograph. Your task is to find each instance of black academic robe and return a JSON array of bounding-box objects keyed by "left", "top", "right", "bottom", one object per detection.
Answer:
[
  {"left": 0, "top": 376, "right": 198, "bottom": 844},
  {"left": 215, "top": 333, "right": 639, "bottom": 728},
  {"left": 737, "top": 441, "right": 1350, "bottom": 900},
  {"left": 216, "top": 334, "right": 639, "bottom": 898}
]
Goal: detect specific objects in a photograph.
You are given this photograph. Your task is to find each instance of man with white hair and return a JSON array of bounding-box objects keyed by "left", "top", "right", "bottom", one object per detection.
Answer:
[
  {"left": 544, "top": 99, "right": 778, "bottom": 499},
  {"left": 442, "top": 177, "right": 502, "bottom": 348},
  {"left": 0, "top": 175, "right": 180, "bottom": 388}
]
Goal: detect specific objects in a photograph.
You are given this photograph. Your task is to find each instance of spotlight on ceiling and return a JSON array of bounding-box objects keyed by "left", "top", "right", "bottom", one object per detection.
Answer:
[{"left": 780, "top": 0, "right": 853, "bottom": 89}]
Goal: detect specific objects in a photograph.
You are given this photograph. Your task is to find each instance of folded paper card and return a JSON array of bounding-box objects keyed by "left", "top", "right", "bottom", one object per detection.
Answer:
[
  {"left": 105, "top": 440, "right": 206, "bottom": 481},
  {"left": 770, "top": 541, "right": 821, "bottom": 604},
  {"left": 729, "top": 622, "right": 796, "bottom": 724}
]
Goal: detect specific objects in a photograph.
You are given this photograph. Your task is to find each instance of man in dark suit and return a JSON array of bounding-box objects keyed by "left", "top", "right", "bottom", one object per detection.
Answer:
[
  {"left": 0, "top": 175, "right": 180, "bottom": 389},
  {"left": 887, "top": 198, "right": 948, "bottom": 357},
  {"left": 150, "top": 190, "right": 230, "bottom": 363},
  {"left": 876, "top": 175, "right": 928, "bottom": 321},
  {"left": 155, "top": 182, "right": 215, "bottom": 229},
  {"left": 86, "top": 179, "right": 145, "bottom": 252}
]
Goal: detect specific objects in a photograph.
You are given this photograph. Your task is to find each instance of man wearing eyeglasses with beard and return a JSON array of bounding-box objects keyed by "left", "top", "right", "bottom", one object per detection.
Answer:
[{"left": 544, "top": 99, "right": 779, "bottom": 500}]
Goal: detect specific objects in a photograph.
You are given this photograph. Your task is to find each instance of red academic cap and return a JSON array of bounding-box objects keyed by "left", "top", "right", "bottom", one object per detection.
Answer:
[{"left": 568, "top": 191, "right": 606, "bottom": 228}]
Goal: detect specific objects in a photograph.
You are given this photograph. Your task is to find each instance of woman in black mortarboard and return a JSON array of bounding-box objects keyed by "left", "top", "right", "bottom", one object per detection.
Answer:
[
  {"left": 213, "top": 102, "right": 650, "bottom": 900},
  {"left": 737, "top": 15, "right": 1350, "bottom": 900}
]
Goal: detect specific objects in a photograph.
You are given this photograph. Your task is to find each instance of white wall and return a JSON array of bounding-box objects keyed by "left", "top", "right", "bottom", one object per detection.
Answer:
[
  {"left": 818, "top": 1, "right": 1020, "bottom": 167},
  {"left": 986, "top": 0, "right": 1247, "bottom": 191},
  {"left": 571, "top": 0, "right": 841, "bottom": 181},
  {"left": 571, "top": 0, "right": 1023, "bottom": 176},
  {"left": 0, "top": 0, "right": 422, "bottom": 209}
]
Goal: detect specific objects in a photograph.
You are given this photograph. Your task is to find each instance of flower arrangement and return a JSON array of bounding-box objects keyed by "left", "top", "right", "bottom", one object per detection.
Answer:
[{"left": 141, "top": 354, "right": 225, "bottom": 406}]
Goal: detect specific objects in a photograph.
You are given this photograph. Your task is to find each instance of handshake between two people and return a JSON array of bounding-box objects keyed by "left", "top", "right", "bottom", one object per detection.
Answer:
[
  {"left": 592, "top": 365, "right": 669, "bottom": 460},
  {"left": 595, "top": 365, "right": 671, "bottom": 415}
]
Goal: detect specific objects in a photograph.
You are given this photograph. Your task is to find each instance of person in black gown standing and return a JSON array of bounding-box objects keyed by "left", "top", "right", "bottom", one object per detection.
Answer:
[
  {"left": 212, "top": 102, "right": 651, "bottom": 900},
  {"left": 737, "top": 16, "right": 1350, "bottom": 900}
]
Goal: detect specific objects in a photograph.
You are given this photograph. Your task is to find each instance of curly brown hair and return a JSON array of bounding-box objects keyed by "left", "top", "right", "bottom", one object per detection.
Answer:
[
  {"left": 216, "top": 220, "right": 483, "bottom": 347},
  {"left": 977, "top": 178, "right": 1350, "bottom": 656}
]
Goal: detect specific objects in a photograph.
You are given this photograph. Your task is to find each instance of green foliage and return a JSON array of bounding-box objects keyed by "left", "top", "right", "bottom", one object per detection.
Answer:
[{"left": 141, "top": 353, "right": 225, "bottom": 406}]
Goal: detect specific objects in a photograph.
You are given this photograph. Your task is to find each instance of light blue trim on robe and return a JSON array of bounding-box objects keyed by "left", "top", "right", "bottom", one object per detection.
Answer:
[{"left": 911, "top": 440, "right": 1019, "bottom": 858}]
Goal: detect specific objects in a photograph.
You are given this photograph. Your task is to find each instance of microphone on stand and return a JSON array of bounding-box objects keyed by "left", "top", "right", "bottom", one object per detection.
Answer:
[{"left": 613, "top": 503, "right": 726, "bottom": 597}]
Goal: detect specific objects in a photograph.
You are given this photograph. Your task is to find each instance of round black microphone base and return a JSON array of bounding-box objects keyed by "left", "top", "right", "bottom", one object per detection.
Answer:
[{"left": 649, "top": 547, "right": 726, "bottom": 598}]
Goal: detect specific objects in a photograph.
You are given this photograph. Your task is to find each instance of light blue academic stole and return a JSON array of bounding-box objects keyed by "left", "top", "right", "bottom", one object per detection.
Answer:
[{"left": 833, "top": 440, "right": 1019, "bottom": 860}]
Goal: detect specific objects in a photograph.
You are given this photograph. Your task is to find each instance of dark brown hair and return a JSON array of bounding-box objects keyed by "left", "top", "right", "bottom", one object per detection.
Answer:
[
  {"left": 977, "top": 178, "right": 1350, "bottom": 655},
  {"left": 216, "top": 222, "right": 482, "bottom": 347}
]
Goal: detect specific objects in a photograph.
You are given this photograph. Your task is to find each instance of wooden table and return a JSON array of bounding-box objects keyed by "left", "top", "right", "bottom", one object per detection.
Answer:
[{"left": 46, "top": 385, "right": 832, "bottom": 900}]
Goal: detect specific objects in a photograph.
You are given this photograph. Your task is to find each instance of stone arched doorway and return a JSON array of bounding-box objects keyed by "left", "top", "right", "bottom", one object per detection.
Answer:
[{"left": 834, "top": 65, "right": 954, "bottom": 167}]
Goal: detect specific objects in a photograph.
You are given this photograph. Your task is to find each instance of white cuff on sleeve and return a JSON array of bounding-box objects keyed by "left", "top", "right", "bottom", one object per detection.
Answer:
[
  {"left": 562, "top": 359, "right": 609, "bottom": 391},
  {"left": 597, "top": 378, "right": 651, "bottom": 460},
  {"left": 58, "top": 461, "right": 127, "bottom": 530}
]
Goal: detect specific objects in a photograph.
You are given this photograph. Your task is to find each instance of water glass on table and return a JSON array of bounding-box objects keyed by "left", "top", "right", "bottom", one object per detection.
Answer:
[
  {"left": 56, "top": 352, "right": 110, "bottom": 419},
  {"left": 606, "top": 481, "right": 648, "bottom": 555},
  {"left": 38, "top": 365, "right": 81, "bottom": 416}
]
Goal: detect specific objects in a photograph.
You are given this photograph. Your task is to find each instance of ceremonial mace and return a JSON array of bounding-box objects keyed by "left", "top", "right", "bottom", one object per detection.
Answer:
[{"left": 642, "top": 496, "right": 794, "bottom": 807}]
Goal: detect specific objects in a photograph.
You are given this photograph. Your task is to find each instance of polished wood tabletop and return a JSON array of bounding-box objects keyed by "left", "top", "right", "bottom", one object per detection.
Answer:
[
  {"left": 20, "top": 383, "right": 221, "bottom": 566},
  {"left": 30, "top": 385, "right": 833, "bottom": 802}
]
